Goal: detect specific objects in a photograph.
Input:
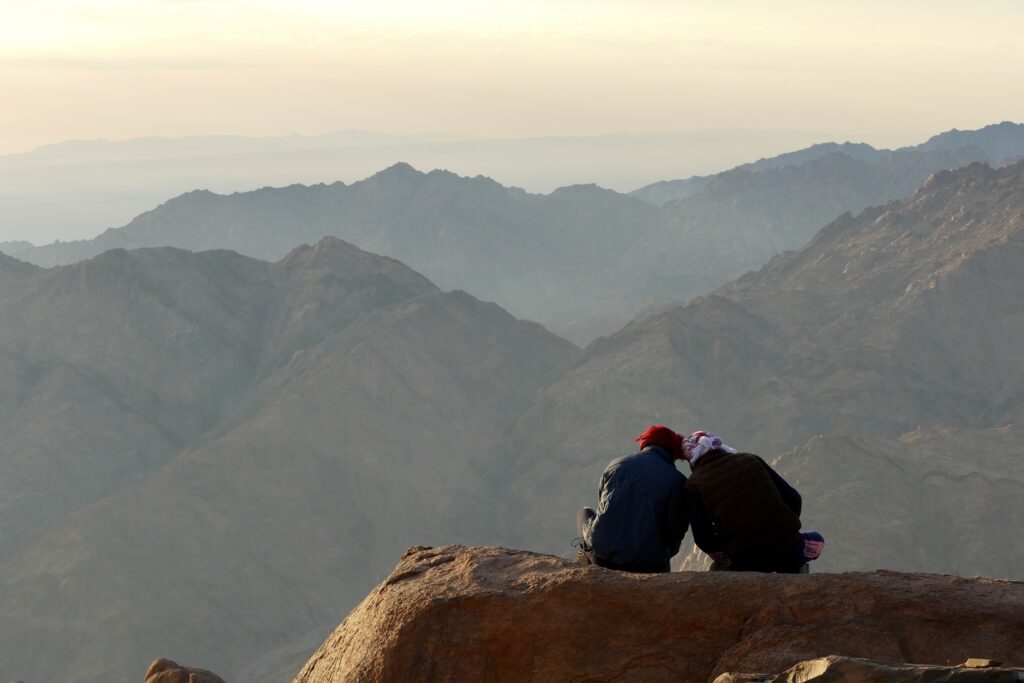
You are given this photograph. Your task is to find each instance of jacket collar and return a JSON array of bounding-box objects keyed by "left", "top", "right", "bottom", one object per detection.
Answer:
[
  {"left": 641, "top": 445, "right": 676, "bottom": 465},
  {"left": 691, "top": 448, "right": 730, "bottom": 470}
]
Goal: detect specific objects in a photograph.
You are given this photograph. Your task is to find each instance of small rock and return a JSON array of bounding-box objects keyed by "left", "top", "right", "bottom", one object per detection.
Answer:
[
  {"left": 964, "top": 659, "right": 1004, "bottom": 668},
  {"left": 144, "top": 658, "right": 226, "bottom": 683},
  {"left": 769, "top": 655, "right": 1023, "bottom": 682}
]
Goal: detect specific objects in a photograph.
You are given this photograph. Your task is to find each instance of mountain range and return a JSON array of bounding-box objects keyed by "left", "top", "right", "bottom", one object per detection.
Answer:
[
  {"left": 0, "top": 127, "right": 829, "bottom": 245},
  {"left": 1, "top": 142, "right": 1023, "bottom": 682},
  {"left": 9, "top": 122, "right": 1024, "bottom": 344},
  {"left": 0, "top": 239, "right": 577, "bottom": 682}
]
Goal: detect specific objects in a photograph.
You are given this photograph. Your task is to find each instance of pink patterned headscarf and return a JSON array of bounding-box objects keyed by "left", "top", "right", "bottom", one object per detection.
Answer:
[{"left": 682, "top": 431, "right": 738, "bottom": 465}]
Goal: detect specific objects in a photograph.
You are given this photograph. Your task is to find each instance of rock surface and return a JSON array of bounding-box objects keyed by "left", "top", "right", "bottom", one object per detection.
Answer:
[
  {"left": 713, "top": 655, "right": 1024, "bottom": 682},
  {"left": 294, "top": 546, "right": 1024, "bottom": 683},
  {"left": 144, "top": 658, "right": 225, "bottom": 683}
]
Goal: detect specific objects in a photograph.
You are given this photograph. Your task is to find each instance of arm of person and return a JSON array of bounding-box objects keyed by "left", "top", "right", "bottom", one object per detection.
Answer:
[
  {"left": 764, "top": 463, "right": 802, "bottom": 516},
  {"left": 682, "top": 486, "right": 722, "bottom": 555}
]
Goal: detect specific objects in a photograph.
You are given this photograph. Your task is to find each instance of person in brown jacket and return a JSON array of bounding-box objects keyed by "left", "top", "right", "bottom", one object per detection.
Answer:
[{"left": 681, "top": 431, "right": 822, "bottom": 573}]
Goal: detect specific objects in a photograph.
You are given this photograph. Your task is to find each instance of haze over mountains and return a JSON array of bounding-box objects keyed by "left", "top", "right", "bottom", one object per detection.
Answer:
[
  {"left": 0, "top": 127, "right": 829, "bottom": 244},
  {"left": 1, "top": 130, "right": 1023, "bottom": 682},
  {"left": 10, "top": 122, "right": 1024, "bottom": 344}
]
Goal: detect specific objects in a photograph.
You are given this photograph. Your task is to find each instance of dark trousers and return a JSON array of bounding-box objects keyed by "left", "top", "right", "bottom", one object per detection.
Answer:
[
  {"left": 575, "top": 508, "right": 670, "bottom": 573},
  {"left": 712, "top": 541, "right": 807, "bottom": 574}
]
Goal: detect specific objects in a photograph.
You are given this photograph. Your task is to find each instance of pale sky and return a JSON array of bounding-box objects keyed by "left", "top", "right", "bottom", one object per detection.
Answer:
[{"left": 2, "top": 0, "right": 1023, "bottom": 154}]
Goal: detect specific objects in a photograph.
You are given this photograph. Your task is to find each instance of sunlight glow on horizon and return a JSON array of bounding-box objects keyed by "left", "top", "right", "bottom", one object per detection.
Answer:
[{"left": 2, "top": 0, "right": 1023, "bottom": 153}]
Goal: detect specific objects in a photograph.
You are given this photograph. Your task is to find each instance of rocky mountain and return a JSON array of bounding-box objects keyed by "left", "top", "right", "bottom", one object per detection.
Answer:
[
  {"left": 294, "top": 545, "right": 1024, "bottom": 682},
  {"left": 620, "top": 124, "right": 1024, "bottom": 307},
  {"left": 15, "top": 123, "right": 1024, "bottom": 344},
  {"left": 770, "top": 425, "right": 1024, "bottom": 579},
  {"left": 499, "top": 160, "right": 1024, "bottom": 568},
  {"left": 0, "top": 241, "right": 439, "bottom": 558},
  {"left": 623, "top": 146, "right": 992, "bottom": 305},
  {"left": 0, "top": 239, "right": 578, "bottom": 683},
  {"left": 718, "top": 656, "right": 1024, "bottom": 683}
]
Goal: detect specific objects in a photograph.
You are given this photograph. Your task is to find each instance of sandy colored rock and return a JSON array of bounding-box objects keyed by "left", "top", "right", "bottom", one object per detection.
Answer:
[
  {"left": 144, "top": 658, "right": 226, "bottom": 683},
  {"left": 295, "top": 546, "right": 1024, "bottom": 683},
  {"left": 964, "top": 659, "right": 1005, "bottom": 669},
  {"left": 766, "top": 655, "right": 1024, "bottom": 682}
]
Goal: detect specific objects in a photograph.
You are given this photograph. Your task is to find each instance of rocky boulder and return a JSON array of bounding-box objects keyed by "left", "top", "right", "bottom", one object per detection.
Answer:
[
  {"left": 144, "top": 659, "right": 226, "bottom": 683},
  {"left": 714, "top": 655, "right": 1024, "bottom": 682},
  {"left": 295, "top": 546, "right": 1024, "bottom": 683}
]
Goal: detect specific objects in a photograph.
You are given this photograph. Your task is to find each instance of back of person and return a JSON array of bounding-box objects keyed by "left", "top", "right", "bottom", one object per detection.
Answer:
[
  {"left": 685, "top": 449, "right": 802, "bottom": 570},
  {"left": 586, "top": 446, "right": 687, "bottom": 572}
]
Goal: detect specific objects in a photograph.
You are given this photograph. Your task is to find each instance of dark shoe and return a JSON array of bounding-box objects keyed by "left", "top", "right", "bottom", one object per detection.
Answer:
[{"left": 571, "top": 537, "right": 593, "bottom": 565}]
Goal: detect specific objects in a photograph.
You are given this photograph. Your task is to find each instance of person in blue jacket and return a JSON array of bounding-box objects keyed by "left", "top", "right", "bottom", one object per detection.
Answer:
[{"left": 576, "top": 425, "right": 689, "bottom": 573}]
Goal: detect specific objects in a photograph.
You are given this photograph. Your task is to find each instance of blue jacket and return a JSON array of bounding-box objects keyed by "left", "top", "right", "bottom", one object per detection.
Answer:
[{"left": 583, "top": 446, "right": 689, "bottom": 573}]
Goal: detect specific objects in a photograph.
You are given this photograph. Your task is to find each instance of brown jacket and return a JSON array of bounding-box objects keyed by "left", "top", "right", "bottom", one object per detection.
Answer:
[{"left": 684, "top": 450, "right": 802, "bottom": 560}]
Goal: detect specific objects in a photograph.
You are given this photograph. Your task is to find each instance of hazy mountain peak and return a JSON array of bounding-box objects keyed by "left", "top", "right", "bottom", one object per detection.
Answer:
[
  {"left": 370, "top": 161, "right": 423, "bottom": 179},
  {"left": 549, "top": 183, "right": 620, "bottom": 198},
  {"left": 277, "top": 237, "right": 437, "bottom": 293},
  {"left": 916, "top": 121, "right": 1024, "bottom": 162},
  {"left": 737, "top": 140, "right": 885, "bottom": 172}
]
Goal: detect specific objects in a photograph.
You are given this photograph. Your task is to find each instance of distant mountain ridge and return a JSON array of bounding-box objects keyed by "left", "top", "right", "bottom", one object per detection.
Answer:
[
  {"left": 917, "top": 120, "right": 1024, "bottom": 159},
  {"left": 13, "top": 122, "right": 1024, "bottom": 344},
  {"left": 630, "top": 121, "right": 1024, "bottom": 205},
  {"left": 0, "top": 240, "right": 33, "bottom": 256},
  {"left": 15, "top": 163, "right": 665, "bottom": 343},
  {"left": 0, "top": 127, "right": 831, "bottom": 250}
]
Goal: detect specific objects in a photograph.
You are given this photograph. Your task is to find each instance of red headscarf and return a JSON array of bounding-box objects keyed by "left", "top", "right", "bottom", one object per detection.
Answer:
[{"left": 634, "top": 425, "right": 684, "bottom": 460}]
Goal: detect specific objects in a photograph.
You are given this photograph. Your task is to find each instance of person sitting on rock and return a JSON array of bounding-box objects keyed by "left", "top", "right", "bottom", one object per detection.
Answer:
[
  {"left": 681, "top": 431, "right": 824, "bottom": 573},
  {"left": 575, "top": 425, "right": 689, "bottom": 573}
]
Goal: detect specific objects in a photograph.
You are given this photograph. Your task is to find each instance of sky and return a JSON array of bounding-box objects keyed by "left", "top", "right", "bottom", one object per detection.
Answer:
[{"left": 2, "top": 0, "right": 1023, "bottom": 155}]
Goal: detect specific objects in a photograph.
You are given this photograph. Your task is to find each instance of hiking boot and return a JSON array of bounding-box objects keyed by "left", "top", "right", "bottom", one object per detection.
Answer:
[{"left": 571, "top": 537, "right": 592, "bottom": 565}]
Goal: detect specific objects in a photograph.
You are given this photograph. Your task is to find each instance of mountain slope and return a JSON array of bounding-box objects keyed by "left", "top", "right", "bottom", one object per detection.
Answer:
[
  {"left": 768, "top": 424, "right": 1024, "bottom": 578},
  {"left": 0, "top": 241, "right": 438, "bottom": 559},
  {"left": 622, "top": 145, "right": 998, "bottom": 303},
  {"left": 0, "top": 239, "right": 578, "bottom": 683},
  {"left": 500, "top": 160, "right": 1024, "bottom": 559}
]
